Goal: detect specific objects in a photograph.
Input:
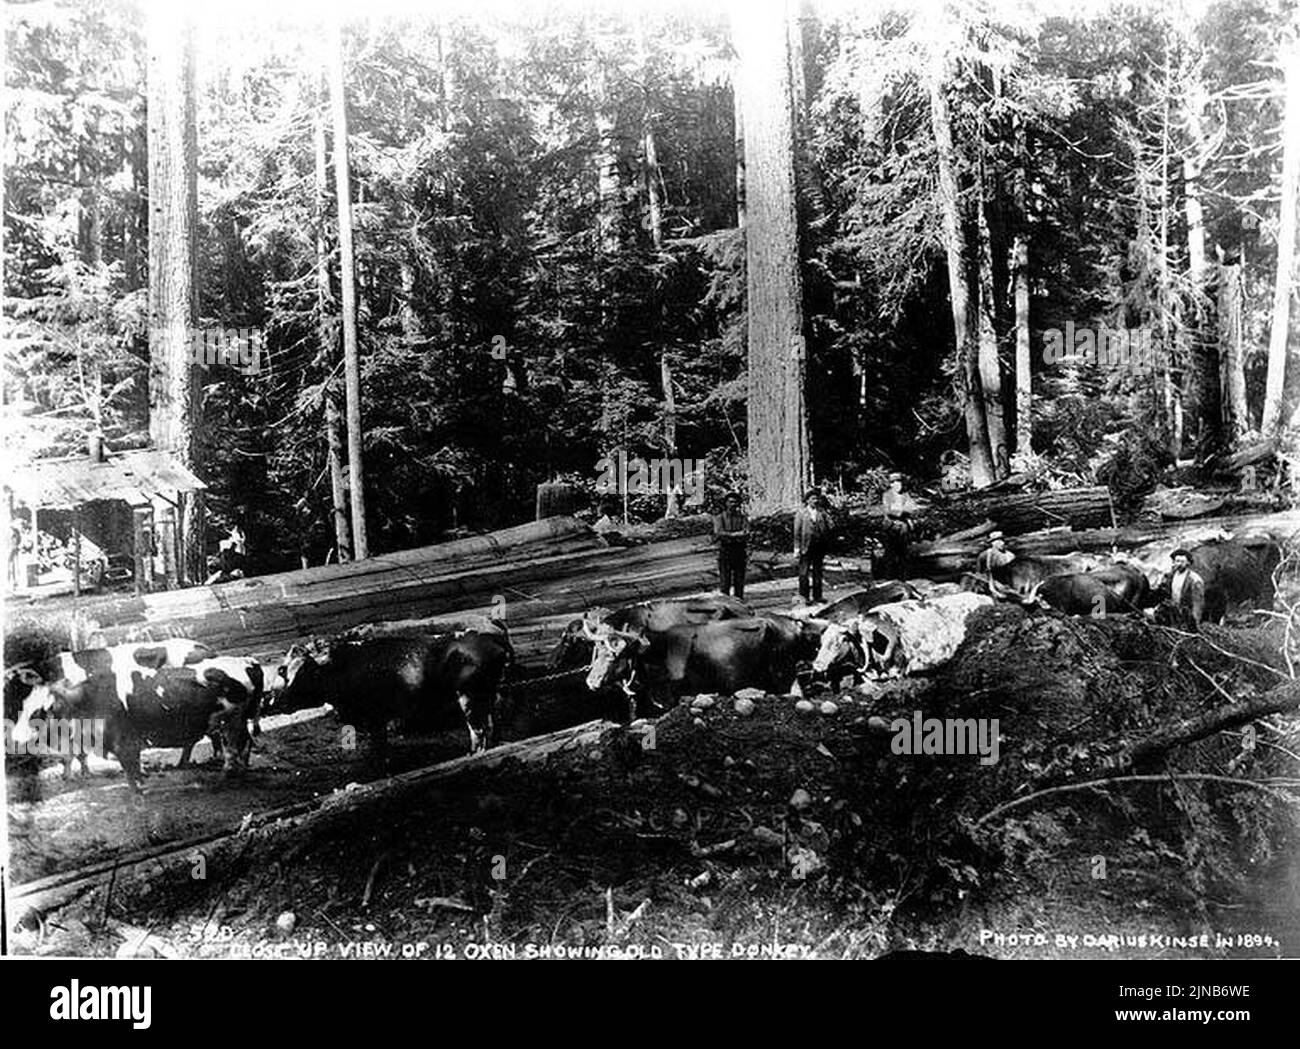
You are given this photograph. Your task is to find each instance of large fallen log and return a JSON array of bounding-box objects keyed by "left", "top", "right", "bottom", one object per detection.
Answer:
[
  {"left": 912, "top": 509, "right": 1300, "bottom": 577},
  {"left": 1205, "top": 437, "right": 1279, "bottom": 476},
  {"left": 6, "top": 518, "right": 800, "bottom": 665},
  {"left": 5, "top": 516, "right": 607, "bottom": 646},
  {"left": 924, "top": 485, "right": 1114, "bottom": 535}
]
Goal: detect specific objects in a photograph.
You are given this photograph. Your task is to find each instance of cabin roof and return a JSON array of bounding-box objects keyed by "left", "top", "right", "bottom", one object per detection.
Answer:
[{"left": 6, "top": 449, "right": 207, "bottom": 510}]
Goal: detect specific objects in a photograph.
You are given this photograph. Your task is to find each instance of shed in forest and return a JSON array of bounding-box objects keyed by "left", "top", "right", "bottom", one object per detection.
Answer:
[{"left": 4, "top": 445, "right": 206, "bottom": 597}]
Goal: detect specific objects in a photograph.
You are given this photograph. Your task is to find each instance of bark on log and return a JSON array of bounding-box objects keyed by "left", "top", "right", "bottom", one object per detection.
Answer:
[
  {"left": 1205, "top": 438, "right": 1278, "bottom": 475},
  {"left": 6, "top": 518, "right": 801, "bottom": 666},
  {"left": 918, "top": 486, "right": 1113, "bottom": 536},
  {"left": 912, "top": 509, "right": 1300, "bottom": 577}
]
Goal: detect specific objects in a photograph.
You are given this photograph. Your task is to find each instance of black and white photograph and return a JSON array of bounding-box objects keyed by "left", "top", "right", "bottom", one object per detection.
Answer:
[{"left": 2, "top": 0, "right": 1299, "bottom": 991}]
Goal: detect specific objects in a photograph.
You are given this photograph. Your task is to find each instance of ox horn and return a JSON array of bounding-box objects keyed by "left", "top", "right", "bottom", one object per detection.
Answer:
[{"left": 582, "top": 618, "right": 603, "bottom": 641}]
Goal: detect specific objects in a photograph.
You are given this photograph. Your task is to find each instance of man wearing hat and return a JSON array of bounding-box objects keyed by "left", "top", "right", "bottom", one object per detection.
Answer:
[
  {"left": 881, "top": 473, "right": 920, "bottom": 575},
  {"left": 976, "top": 531, "right": 1017, "bottom": 579},
  {"left": 1161, "top": 548, "right": 1206, "bottom": 628},
  {"left": 793, "top": 489, "right": 832, "bottom": 604},
  {"left": 713, "top": 492, "right": 750, "bottom": 598}
]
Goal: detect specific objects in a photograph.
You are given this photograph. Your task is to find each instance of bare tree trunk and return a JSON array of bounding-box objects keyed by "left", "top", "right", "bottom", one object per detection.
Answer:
[
  {"left": 929, "top": 48, "right": 995, "bottom": 488},
  {"left": 592, "top": 62, "right": 621, "bottom": 257},
  {"left": 734, "top": 87, "right": 745, "bottom": 228},
  {"left": 644, "top": 126, "right": 663, "bottom": 253},
  {"left": 314, "top": 98, "right": 351, "bottom": 563},
  {"left": 733, "top": 0, "right": 811, "bottom": 512},
  {"left": 641, "top": 99, "right": 679, "bottom": 515},
  {"left": 1184, "top": 84, "right": 1222, "bottom": 452},
  {"left": 147, "top": 3, "right": 203, "bottom": 584},
  {"left": 1263, "top": 36, "right": 1300, "bottom": 436},
  {"left": 434, "top": 12, "right": 454, "bottom": 134},
  {"left": 1217, "top": 251, "right": 1249, "bottom": 440},
  {"left": 1011, "top": 118, "right": 1032, "bottom": 457},
  {"left": 328, "top": 18, "right": 369, "bottom": 559},
  {"left": 976, "top": 148, "right": 1007, "bottom": 477}
]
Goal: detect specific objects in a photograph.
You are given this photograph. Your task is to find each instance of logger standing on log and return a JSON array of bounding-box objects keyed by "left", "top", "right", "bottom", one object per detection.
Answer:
[
  {"left": 794, "top": 489, "right": 832, "bottom": 605},
  {"left": 976, "top": 531, "right": 1016, "bottom": 579},
  {"left": 713, "top": 492, "right": 749, "bottom": 599},
  {"left": 881, "top": 472, "right": 921, "bottom": 576}
]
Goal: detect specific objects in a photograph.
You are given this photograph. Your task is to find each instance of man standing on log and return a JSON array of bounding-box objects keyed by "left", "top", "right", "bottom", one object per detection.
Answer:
[
  {"left": 881, "top": 473, "right": 922, "bottom": 577},
  {"left": 1162, "top": 548, "right": 1206, "bottom": 629},
  {"left": 713, "top": 492, "right": 749, "bottom": 599},
  {"left": 794, "top": 489, "right": 832, "bottom": 605},
  {"left": 976, "top": 531, "right": 1016, "bottom": 579}
]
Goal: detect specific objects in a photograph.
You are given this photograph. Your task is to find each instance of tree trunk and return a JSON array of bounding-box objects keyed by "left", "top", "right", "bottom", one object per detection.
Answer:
[
  {"left": 328, "top": 19, "right": 369, "bottom": 559},
  {"left": 643, "top": 123, "right": 663, "bottom": 253},
  {"left": 1262, "top": 37, "right": 1300, "bottom": 436},
  {"left": 1184, "top": 91, "right": 1222, "bottom": 453},
  {"left": 733, "top": 0, "right": 811, "bottom": 512},
  {"left": 1011, "top": 120, "right": 1032, "bottom": 458},
  {"left": 929, "top": 49, "right": 995, "bottom": 488},
  {"left": 643, "top": 112, "right": 678, "bottom": 516},
  {"left": 976, "top": 147, "right": 1007, "bottom": 476},
  {"left": 733, "top": 86, "right": 745, "bottom": 228},
  {"left": 314, "top": 98, "right": 351, "bottom": 563},
  {"left": 592, "top": 61, "right": 620, "bottom": 257},
  {"left": 146, "top": 3, "right": 203, "bottom": 584},
  {"left": 1217, "top": 253, "right": 1249, "bottom": 439}
]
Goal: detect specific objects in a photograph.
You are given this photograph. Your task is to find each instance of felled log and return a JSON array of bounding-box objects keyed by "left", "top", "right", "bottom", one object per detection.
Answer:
[
  {"left": 1205, "top": 438, "right": 1278, "bottom": 476},
  {"left": 925, "top": 485, "right": 1114, "bottom": 535},
  {"left": 911, "top": 509, "right": 1300, "bottom": 577},
  {"left": 932, "top": 519, "right": 997, "bottom": 544},
  {"left": 1142, "top": 487, "right": 1228, "bottom": 520}
]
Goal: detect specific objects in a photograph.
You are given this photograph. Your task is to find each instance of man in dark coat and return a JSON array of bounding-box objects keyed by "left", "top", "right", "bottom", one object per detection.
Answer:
[
  {"left": 1161, "top": 547, "right": 1207, "bottom": 628},
  {"left": 713, "top": 492, "right": 749, "bottom": 599},
  {"left": 793, "top": 489, "right": 832, "bottom": 604}
]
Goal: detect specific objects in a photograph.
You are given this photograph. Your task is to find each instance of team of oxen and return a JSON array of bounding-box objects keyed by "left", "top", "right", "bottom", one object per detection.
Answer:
[
  {"left": 3, "top": 626, "right": 513, "bottom": 793},
  {"left": 2, "top": 533, "right": 1279, "bottom": 793}
]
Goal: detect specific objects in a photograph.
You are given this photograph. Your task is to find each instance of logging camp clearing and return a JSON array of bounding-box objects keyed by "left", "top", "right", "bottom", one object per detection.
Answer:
[
  {"left": 8, "top": 505, "right": 1300, "bottom": 959},
  {"left": 6, "top": 0, "right": 1300, "bottom": 960}
]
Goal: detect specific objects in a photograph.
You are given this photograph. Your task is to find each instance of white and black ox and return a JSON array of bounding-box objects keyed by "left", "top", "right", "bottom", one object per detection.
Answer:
[
  {"left": 267, "top": 628, "right": 513, "bottom": 762},
  {"left": 812, "top": 592, "right": 994, "bottom": 679},
  {"left": 6, "top": 639, "right": 263, "bottom": 792},
  {"left": 583, "top": 615, "right": 822, "bottom": 717}
]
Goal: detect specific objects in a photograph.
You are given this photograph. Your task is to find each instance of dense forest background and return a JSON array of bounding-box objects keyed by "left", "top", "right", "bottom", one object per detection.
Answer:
[{"left": 4, "top": 0, "right": 1299, "bottom": 572}]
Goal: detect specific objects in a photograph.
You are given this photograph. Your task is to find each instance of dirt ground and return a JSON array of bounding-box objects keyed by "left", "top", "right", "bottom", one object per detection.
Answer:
[
  {"left": 5, "top": 671, "right": 612, "bottom": 887},
  {"left": 9, "top": 608, "right": 1300, "bottom": 960}
]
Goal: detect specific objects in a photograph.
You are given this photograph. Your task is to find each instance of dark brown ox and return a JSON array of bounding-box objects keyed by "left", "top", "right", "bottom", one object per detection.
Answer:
[
  {"left": 1026, "top": 562, "right": 1151, "bottom": 616},
  {"left": 269, "top": 629, "right": 512, "bottom": 762},
  {"left": 583, "top": 616, "right": 813, "bottom": 717},
  {"left": 548, "top": 595, "right": 753, "bottom": 671}
]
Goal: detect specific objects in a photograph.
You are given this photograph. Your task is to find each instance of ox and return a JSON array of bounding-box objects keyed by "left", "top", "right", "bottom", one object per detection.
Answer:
[
  {"left": 268, "top": 628, "right": 512, "bottom": 761},
  {"left": 5, "top": 639, "right": 219, "bottom": 781},
  {"left": 583, "top": 616, "right": 816, "bottom": 717},
  {"left": 812, "top": 592, "right": 993, "bottom": 679},
  {"left": 10, "top": 661, "right": 256, "bottom": 793},
  {"left": 548, "top": 596, "right": 753, "bottom": 671}
]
